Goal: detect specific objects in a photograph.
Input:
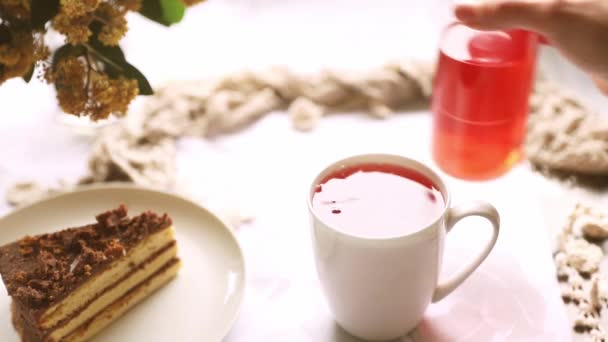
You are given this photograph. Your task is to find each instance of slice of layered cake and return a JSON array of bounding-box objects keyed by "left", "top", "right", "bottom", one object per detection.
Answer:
[{"left": 0, "top": 205, "right": 180, "bottom": 342}]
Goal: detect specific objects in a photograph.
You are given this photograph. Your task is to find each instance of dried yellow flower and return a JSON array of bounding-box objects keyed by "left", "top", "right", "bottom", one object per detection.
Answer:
[
  {"left": 0, "top": 43, "right": 21, "bottom": 66},
  {"left": 96, "top": 3, "right": 128, "bottom": 46},
  {"left": 89, "top": 75, "right": 139, "bottom": 120},
  {"left": 59, "top": 0, "right": 101, "bottom": 17},
  {"left": 0, "top": 0, "right": 31, "bottom": 20},
  {"left": 0, "top": 57, "right": 31, "bottom": 84},
  {"left": 51, "top": 56, "right": 88, "bottom": 115},
  {"left": 48, "top": 54, "right": 139, "bottom": 120},
  {"left": 0, "top": 28, "right": 36, "bottom": 84},
  {"left": 32, "top": 34, "right": 50, "bottom": 62},
  {"left": 52, "top": 11, "right": 94, "bottom": 44}
]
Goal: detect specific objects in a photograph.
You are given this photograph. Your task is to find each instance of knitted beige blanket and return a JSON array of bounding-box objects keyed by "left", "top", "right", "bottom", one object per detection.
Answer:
[{"left": 6, "top": 60, "right": 608, "bottom": 206}]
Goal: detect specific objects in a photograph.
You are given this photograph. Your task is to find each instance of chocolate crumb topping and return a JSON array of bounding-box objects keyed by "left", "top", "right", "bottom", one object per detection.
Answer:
[
  {"left": 0, "top": 205, "right": 172, "bottom": 311},
  {"left": 575, "top": 325, "right": 592, "bottom": 334}
]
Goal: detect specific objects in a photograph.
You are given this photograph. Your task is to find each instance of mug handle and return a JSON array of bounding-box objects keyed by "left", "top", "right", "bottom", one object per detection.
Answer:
[{"left": 431, "top": 201, "right": 500, "bottom": 302}]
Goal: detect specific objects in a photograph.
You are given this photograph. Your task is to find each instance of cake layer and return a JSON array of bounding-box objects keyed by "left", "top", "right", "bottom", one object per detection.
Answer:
[
  {"left": 48, "top": 242, "right": 178, "bottom": 341},
  {"left": 11, "top": 301, "right": 25, "bottom": 339},
  {"left": 41, "top": 226, "right": 176, "bottom": 329},
  {"left": 64, "top": 258, "right": 181, "bottom": 342}
]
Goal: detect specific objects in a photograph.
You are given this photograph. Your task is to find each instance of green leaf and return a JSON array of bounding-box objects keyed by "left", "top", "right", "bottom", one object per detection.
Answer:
[
  {"left": 159, "top": 0, "right": 186, "bottom": 23},
  {"left": 22, "top": 65, "right": 35, "bottom": 83},
  {"left": 51, "top": 44, "right": 85, "bottom": 68},
  {"left": 110, "top": 62, "right": 154, "bottom": 95},
  {"left": 87, "top": 41, "right": 154, "bottom": 95},
  {"left": 139, "top": 0, "right": 186, "bottom": 26},
  {"left": 31, "top": 0, "right": 60, "bottom": 30}
]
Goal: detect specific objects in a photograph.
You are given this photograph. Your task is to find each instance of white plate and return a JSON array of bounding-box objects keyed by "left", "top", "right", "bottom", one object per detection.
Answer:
[{"left": 0, "top": 184, "right": 246, "bottom": 342}]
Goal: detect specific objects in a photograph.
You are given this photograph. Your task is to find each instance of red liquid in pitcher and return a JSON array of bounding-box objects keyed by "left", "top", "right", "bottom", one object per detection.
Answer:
[
  {"left": 432, "top": 24, "right": 537, "bottom": 180},
  {"left": 312, "top": 163, "right": 445, "bottom": 239}
]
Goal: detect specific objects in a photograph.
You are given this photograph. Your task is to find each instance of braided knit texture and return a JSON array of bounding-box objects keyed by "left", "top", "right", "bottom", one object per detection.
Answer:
[{"left": 6, "top": 60, "right": 608, "bottom": 206}]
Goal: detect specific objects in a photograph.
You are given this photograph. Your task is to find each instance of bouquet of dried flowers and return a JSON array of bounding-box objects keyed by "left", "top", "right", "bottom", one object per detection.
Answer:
[{"left": 0, "top": 0, "right": 204, "bottom": 120}]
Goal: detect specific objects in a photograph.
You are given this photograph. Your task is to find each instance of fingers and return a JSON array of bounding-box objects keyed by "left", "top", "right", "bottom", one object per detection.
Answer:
[
  {"left": 454, "top": 0, "right": 557, "bottom": 33},
  {"left": 592, "top": 76, "right": 608, "bottom": 96}
]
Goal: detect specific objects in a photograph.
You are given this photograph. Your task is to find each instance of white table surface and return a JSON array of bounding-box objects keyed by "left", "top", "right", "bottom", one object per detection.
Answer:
[
  {"left": 0, "top": 112, "right": 574, "bottom": 342},
  {"left": 1, "top": 1, "right": 601, "bottom": 341}
]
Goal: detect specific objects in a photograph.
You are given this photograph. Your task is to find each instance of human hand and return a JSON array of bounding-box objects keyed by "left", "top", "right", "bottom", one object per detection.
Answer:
[{"left": 453, "top": 0, "right": 608, "bottom": 95}]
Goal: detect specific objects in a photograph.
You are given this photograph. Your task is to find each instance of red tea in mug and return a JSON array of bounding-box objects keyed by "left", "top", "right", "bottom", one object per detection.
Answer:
[
  {"left": 431, "top": 23, "right": 538, "bottom": 180},
  {"left": 312, "top": 163, "right": 445, "bottom": 239}
]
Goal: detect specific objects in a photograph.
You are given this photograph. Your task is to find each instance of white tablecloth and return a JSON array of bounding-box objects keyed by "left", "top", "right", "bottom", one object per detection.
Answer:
[{"left": 1, "top": 112, "right": 573, "bottom": 341}]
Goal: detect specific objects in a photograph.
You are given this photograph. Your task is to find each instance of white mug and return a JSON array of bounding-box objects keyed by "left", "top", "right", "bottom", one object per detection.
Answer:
[{"left": 307, "top": 154, "right": 500, "bottom": 341}]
